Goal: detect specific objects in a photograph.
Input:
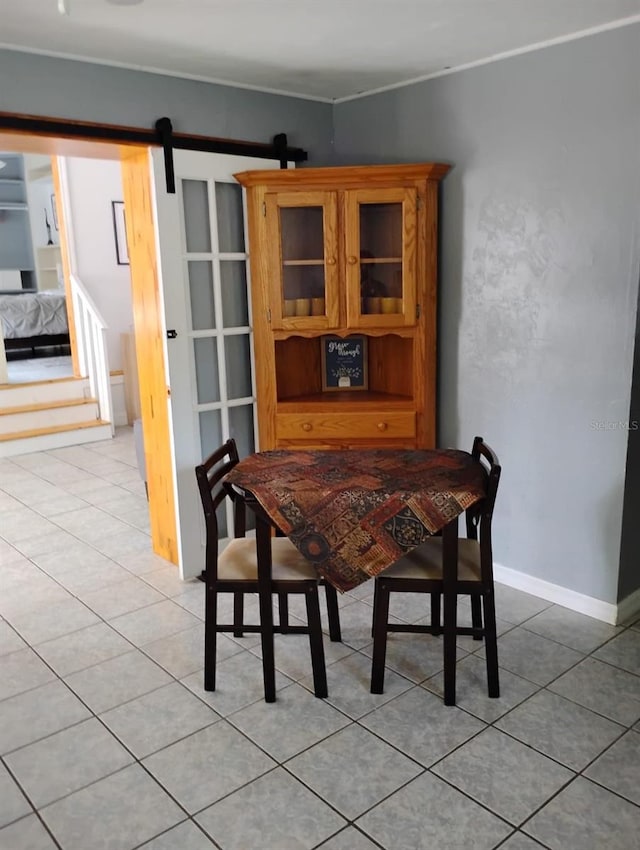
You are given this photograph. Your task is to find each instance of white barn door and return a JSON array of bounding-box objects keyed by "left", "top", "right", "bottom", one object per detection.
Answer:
[{"left": 151, "top": 150, "right": 279, "bottom": 578}]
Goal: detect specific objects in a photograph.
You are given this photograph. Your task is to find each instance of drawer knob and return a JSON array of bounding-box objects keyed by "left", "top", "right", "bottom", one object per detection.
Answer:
[
  {"left": 347, "top": 256, "right": 357, "bottom": 265},
  {"left": 377, "top": 422, "right": 388, "bottom": 431},
  {"left": 302, "top": 422, "right": 312, "bottom": 432},
  {"left": 326, "top": 257, "right": 336, "bottom": 266}
]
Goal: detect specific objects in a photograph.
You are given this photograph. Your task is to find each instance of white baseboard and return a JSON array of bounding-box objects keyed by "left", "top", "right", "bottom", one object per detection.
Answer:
[{"left": 493, "top": 562, "right": 624, "bottom": 625}]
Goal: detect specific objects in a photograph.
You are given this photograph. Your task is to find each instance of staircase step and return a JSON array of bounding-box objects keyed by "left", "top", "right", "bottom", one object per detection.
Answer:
[
  {"left": 0, "top": 376, "right": 89, "bottom": 406},
  {"left": 0, "top": 420, "right": 113, "bottom": 457},
  {"left": 0, "top": 399, "right": 100, "bottom": 435},
  {"left": 0, "top": 397, "right": 98, "bottom": 416}
]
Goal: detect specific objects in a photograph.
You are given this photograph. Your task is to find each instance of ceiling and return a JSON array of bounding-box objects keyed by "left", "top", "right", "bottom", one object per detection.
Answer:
[{"left": 2, "top": 0, "right": 639, "bottom": 101}]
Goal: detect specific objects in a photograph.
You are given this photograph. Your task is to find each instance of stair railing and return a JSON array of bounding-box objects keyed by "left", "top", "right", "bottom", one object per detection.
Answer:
[{"left": 69, "top": 273, "right": 114, "bottom": 434}]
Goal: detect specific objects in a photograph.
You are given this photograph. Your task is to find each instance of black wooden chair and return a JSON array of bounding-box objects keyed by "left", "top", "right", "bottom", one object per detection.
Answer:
[
  {"left": 196, "top": 438, "right": 334, "bottom": 698},
  {"left": 370, "top": 437, "right": 502, "bottom": 699}
]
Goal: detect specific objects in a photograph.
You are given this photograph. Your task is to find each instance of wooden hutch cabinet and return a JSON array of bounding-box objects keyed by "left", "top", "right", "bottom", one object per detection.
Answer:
[{"left": 235, "top": 163, "right": 450, "bottom": 450}]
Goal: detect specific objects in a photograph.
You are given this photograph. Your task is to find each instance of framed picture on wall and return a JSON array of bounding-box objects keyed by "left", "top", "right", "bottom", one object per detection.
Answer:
[{"left": 111, "top": 200, "right": 129, "bottom": 265}]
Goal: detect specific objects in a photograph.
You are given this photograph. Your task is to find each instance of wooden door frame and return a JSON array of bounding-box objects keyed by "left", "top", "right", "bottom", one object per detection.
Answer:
[{"left": 0, "top": 125, "right": 178, "bottom": 563}]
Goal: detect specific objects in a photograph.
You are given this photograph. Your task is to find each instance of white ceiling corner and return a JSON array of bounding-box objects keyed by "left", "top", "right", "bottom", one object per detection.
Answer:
[{"left": 1, "top": 0, "right": 639, "bottom": 101}]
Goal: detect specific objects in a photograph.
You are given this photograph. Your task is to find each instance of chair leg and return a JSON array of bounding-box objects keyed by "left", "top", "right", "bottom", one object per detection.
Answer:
[
  {"left": 443, "top": 588, "right": 458, "bottom": 706},
  {"left": 471, "top": 596, "right": 483, "bottom": 639},
  {"left": 324, "top": 583, "right": 342, "bottom": 642},
  {"left": 204, "top": 586, "right": 217, "bottom": 691},
  {"left": 482, "top": 590, "right": 500, "bottom": 698},
  {"left": 233, "top": 591, "right": 244, "bottom": 638},
  {"left": 430, "top": 592, "right": 441, "bottom": 635},
  {"left": 442, "top": 522, "right": 458, "bottom": 706},
  {"left": 305, "top": 586, "right": 328, "bottom": 698},
  {"left": 370, "top": 581, "right": 391, "bottom": 694},
  {"left": 278, "top": 592, "right": 290, "bottom": 633},
  {"left": 255, "top": 515, "right": 276, "bottom": 703},
  {"left": 371, "top": 580, "right": 379, "bottom": 637}
]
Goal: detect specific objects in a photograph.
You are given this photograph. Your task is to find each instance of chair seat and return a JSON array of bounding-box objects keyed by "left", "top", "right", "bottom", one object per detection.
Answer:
[
  {"left": 218, "top": 536, "right": 318, "bottom": 582},
  {"left": 381, "top": 537, "right": 482, "bottom": 582}
]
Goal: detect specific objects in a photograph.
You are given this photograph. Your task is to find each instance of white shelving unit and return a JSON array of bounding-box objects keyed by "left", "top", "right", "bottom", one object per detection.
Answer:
[
  {"left": 24, "top": 154, "right": 61, "bottom": 291},
  {"left": 0, "top": 156, "right": 35, "bottom": 285},
  {"left": 35, "top": 244, "right": 63, "bottom": 290}
]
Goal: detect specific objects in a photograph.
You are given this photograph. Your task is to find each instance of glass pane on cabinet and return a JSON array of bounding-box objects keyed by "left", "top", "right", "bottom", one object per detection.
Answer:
[
  {"left": 215, "top": 183, "right": 245, "bottom": 253},
  {"left": 279, "top": 206, "right": 326, "bottom": 314},
  {"left": 194, "top": 337, "right": 220, "bottom": 403},
  {"left": 188, "top": 261, "right": 216, "bottom": 330},
  {"left": 360, "top": 202, "right": 402, "bottom": 258},
  {"left": 220, "top": 261, "right": 249, "bottom": 327},
  {"left": 282, "top": 266, "right": 325, "bottom": 315},
  {"left": 360, "top": 202, "right": 403, "bottom": 312},
  {"left": 225, "top": 335, "right": 252, "bottom": 399},
  {"left": 361, "top": 261, "right": 403, "bottom": 314},
  {"left": 280, "top": 207, "right": 324, "bottom": 260},
  {"left": 182, "top": 180, "right": 211, "bottom": 253}
]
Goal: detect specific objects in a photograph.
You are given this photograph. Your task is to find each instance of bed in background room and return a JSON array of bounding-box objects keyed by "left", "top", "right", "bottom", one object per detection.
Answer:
[{"left": 0, "top": 290, "right": 70, "bottom": 359}]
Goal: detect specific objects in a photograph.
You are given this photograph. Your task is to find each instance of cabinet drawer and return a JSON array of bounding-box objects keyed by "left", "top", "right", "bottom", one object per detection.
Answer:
[{"left": 276, "top": 411, "right": 415, "bottom": 440}]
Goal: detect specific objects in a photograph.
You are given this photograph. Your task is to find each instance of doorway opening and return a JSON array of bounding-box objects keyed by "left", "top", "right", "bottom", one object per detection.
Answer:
[{"left": 0, "top": 115, "right": 285, "bottom": 576}]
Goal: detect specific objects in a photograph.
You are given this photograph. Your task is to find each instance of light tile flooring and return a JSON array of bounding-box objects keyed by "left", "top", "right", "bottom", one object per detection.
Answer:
[{"left": 1, "top": 428, "right": 640, "bottom": 850}]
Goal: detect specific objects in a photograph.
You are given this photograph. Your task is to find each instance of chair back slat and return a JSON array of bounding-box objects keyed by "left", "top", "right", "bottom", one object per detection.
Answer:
[
  {"left": 195, "top": 438, "right": 240, "bottom": 576},
  {"left": 470, "top": 436, "right": 501, "bottom": 515},
  {"left": 468, "top": 436, "right": 501, "bottom": 579}
]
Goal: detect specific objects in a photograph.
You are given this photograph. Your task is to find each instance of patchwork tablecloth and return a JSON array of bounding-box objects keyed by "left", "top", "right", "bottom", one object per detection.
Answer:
[{"left": 224, "top": 448, "right": 487, "bottom": 591}]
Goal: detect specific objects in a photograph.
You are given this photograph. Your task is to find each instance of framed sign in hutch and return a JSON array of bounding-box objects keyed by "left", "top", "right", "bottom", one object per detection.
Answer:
[{"left": 321, "top": 335, "right": 368, "bottom": 392}]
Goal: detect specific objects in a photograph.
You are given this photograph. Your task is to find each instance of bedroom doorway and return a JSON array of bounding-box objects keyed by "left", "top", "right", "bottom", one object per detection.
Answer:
[
  {"left": 0, "top": 114, "right": 295, "bottom": 568},
  {"left": 2, "top": 126, "right": 238, "bottom": 569},
  {"left": 0, "top": 148, "right": 72, "bottom": 384}
]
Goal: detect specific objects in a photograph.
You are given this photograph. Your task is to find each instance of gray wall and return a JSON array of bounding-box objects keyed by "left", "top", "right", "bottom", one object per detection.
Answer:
[
  {"left": 334, "top": 25, "right": 640, "bottom": 605},
  {"left": 0, "top": 50, "right": 334, "bottom": 165},
  {"left": 3, "top": 30, "right": 639, "bottom": 606}
]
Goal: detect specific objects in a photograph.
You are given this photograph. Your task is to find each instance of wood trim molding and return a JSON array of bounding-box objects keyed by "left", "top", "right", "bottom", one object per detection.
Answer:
[
  {"left": 235, "top": 162, "right": 452, "bottom": 188},
  {"left": 119, "top": 145, "right": 178, "bottom": 565}
]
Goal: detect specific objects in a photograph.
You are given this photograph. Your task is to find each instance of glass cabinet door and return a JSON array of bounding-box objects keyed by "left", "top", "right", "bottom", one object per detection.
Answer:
[
  {"left": 265, "top": 190, "right": 340, "bottom": 328},
  {"left": 344, "top": 187, "right": 417, "bottom": 327}
]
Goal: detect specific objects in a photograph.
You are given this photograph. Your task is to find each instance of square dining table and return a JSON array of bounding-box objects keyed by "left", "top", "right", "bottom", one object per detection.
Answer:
[{"left": 224, "top": 447, "right": 488, "bottom": 705}]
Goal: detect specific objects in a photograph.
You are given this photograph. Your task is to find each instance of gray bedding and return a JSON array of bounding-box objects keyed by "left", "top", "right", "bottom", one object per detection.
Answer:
[{"left": 0, "top": 291, "right": 69, "bottom": 339}]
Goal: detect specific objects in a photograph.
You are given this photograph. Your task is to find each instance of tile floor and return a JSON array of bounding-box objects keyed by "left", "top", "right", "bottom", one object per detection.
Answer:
[{"left": 1, "top": 427, "right": 640, "bottom": 849}]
